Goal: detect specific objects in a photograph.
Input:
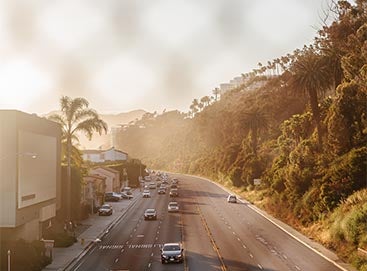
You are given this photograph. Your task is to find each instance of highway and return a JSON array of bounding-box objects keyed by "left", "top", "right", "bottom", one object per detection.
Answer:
[{"left": 71, "top": 174, "right": 345, "bottom": 271}]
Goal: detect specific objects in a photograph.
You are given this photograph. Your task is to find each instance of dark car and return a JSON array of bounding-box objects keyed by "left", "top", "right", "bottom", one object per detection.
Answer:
[
  {"left": 144, "top": 208, "right": 157, "bottom": 220},
  {"left": 169, "top": 188, "right": 178, "bottom": 197},
  {"left": 98, "top": 204, "right": 113, "bottom": 216},
  {"left": 105, "top": 192, "right": 121, "bottom": 202},
  {"left": 161, "top": 243, "right": 184, "bottom": 263},
  {"left": 158, "top": 187, "right": 166, "bottom": 194}
]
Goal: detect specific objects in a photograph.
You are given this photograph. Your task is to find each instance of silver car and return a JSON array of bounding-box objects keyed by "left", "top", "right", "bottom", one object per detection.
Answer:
[{"left": 168, "top": 202, "right": 179, "bottom": 212}]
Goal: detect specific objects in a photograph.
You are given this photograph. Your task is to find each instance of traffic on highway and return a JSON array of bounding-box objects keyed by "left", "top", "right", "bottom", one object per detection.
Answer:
[{"left": 70, "top": 172, "right": 347, "bottom": 271}]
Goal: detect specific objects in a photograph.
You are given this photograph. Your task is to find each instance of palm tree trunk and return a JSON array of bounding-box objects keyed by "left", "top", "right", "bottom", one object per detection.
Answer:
[
  {"left": 309, "top": 88, "right": 322, "bottom": 146},
  {"left": 66, "top": 137, "right": 72, "bottom": 220}
]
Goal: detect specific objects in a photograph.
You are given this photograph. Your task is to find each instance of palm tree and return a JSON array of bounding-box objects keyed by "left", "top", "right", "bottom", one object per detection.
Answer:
[
  {"left": 242, "top": 108, "right": 269, "bottom": 156},
  {"left": 48, "top": 96, "right": 108, "bottom": 220},
  {"left": 290, "top": 51, "right": 331, "bottom": 146},
  {"left": 212, "top": 88, "right": 220, "bottom": 101},
  {"left": 200, "top": 96, "right": 211, "bottom": 107}
]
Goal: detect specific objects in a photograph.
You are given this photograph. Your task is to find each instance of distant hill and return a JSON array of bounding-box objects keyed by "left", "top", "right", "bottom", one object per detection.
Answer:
[{"left": 44, "top": 109, "right": 147, "bottom": 149}]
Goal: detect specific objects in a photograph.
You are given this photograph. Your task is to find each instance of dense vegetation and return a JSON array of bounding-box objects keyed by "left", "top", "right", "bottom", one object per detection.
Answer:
[{"left": 115, "top": 1, "right": 367, "bottom": 269}]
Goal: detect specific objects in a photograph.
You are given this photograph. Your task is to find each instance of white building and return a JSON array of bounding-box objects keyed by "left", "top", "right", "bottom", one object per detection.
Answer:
[
  {"left": 0, "top": 110, "right": 61, "bottom": 241},
  {"left": 82, "top": 147, "right": 128, "bottom": 163},
  {"left": 89, "top": 167, "right": 121, "bottom": 193}
]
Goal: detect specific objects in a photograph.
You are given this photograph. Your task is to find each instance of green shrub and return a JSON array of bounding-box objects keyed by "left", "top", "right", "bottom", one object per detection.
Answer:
[{"left": 0, "top": 239, "right": 51, "bottom": 271}]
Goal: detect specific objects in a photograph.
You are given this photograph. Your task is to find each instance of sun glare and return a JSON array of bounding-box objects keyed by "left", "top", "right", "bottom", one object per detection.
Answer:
[{"left": 0, "top": 59, "right": 51, "bottom": 110}]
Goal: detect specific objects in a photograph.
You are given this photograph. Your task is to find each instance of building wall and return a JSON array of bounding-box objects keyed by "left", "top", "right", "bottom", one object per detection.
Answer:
[
  {"left": 104, "top": 148, "right": 127, "bottom": 161},
  {"left": 0, "top": 110, "right": 61, "bottom": 240},
  {"left": 90, "top": 168, "right": 120, "bottom": 192},
  {"left": 0, "top": 111, "right": 17, "bottom": 226}
]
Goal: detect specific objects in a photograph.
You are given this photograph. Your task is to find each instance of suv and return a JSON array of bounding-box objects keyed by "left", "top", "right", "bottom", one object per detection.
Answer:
[
  {"left": 227, "top": 194, "right": 237, "bottom": 203},
  {"left": 161, "top": 243, "right": 184, "bottom": 264},
  {"left": 142, "top": 190, "right": 151, "bottom": 198},
  {"left": 144, "top": 208, "right": 157, "bottom": 220}
]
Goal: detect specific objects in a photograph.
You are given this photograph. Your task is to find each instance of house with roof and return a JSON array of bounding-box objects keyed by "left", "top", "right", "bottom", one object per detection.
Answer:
[
  {"left": 82, "top": 147, "right": 128, "bottom": 163},
  {"left": 81, "top": 174, "right": 106, "bottom": 212},
  {"left": 89, "top": 166, "right": 121, "bottom": 193}
]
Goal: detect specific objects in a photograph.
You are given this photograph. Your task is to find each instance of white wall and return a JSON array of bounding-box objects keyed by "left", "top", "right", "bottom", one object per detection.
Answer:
[
  {"left": 0, "top": 112, "right": 17, "bottom": 226},
  {"left": 17, "top": 131, "right": 57, "bottom": 208},
  {"left": 104, "top": 149, "right": 127, "bottom": 161}
]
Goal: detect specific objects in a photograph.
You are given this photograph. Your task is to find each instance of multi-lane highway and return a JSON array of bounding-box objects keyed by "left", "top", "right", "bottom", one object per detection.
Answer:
[{"left": 70, "top": 174, "right": 346, "bottom": 271}]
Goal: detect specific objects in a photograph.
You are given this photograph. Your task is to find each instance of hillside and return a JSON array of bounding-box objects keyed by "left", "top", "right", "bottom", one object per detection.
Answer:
[{"left": 114, "top": 2, "right": 367, "bottom": 270}]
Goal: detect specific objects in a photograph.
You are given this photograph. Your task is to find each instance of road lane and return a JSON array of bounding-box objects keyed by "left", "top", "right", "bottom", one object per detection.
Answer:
[
  {"left": 71, "top": 173, "right": 347, "bottom": 271},
  {"left": 178, "top": 174, "right": 348, "bottom": 271}
]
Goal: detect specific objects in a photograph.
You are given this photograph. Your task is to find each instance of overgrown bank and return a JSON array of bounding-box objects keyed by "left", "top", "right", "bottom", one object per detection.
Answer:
[{"left": 115, "top": 1, "right": 367, "bottom": 269}]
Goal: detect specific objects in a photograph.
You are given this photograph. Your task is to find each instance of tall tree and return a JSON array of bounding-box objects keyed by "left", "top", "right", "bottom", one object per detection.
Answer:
[
  {"left": 242, "top": 108, "right": 269, "bottom": 156},
  {"left": 289, "top": 51, "right": 332, "bottom": 146},
  {"left": 48, "top": 96, "right": 107, "bottom": 220}
]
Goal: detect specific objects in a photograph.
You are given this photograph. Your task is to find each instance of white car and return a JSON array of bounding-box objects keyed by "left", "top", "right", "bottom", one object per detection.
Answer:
[
  {"left": 142, "top": 190, "right": 151, "bottom": 198},
  {"left": 168, "top": 202, "right": 179, "bottom": 212},
  {"left": 161, "top": 243, "right": 184, "bottom": 264},
  {"left": 144, "top": 208, "right": 157, "bottom": 220},
  {"left": 227, "top": 195, "right": 237, "bottom": 203}
]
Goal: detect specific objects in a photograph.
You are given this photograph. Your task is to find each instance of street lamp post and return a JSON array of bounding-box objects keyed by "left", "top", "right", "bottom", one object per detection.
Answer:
[{"left": 7, "top": 250, "right": 10, "bottom": 271}]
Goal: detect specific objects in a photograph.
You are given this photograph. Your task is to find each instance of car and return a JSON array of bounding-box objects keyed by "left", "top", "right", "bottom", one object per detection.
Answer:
[
  {"left": 119, "top": 192, "right": 133, "bottom": 199},
  {"left": 122, "top": 186, "right": 132, "bottom": 195},
  {"left": 105, "top": 192, "right": 121, "bottom": 202},
  {"left": 227, "top": 194, "right": 237, "bottom": 203},
  {"left": 161, "top": 243, "right": 184, "bottom": 264},
  {"left": 142, "top": 190, "right": 151, "bottom": 198},
  {"left": 144, "top": 208, "right": 157, "bottom": 220},
  {"left": 158, "top": 187, "right": 166, "bottom": 194},
  {"left": 98, "top": 204, "right": 113, "bottom": 216},
  {"left": 149, "top": 182, "right": 156, "bottom": 189},
  {"left": 168, "top": 202, "right": 179, "bottom": 212},
  {"left": 172, "top": 178, "right": 179, "bottom": 184},
  {"left": 169, "top": 188, "right": 179, "bottom": 197}
]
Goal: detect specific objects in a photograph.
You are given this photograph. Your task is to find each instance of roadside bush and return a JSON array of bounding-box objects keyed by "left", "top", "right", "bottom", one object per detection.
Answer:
[
  {"left": 0, "top": 239, "right": 51, "bottom": 271},
  {"left": 43, "top": 222, "right": 77, "bottom": 248}
]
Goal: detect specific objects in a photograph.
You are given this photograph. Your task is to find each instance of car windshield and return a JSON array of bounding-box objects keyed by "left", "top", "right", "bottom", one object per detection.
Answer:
[
  {"left": 146, "top": 209, "right": 155, "bottom": 213},
  {"left": 169, "top": 203, "right": 178, "bottom": 207},
  {"left": 163, "top": 245, "right": 180, "bottom": 251},
  {"left": 101, "top": 206, "right": 110, "bottom": 210}
]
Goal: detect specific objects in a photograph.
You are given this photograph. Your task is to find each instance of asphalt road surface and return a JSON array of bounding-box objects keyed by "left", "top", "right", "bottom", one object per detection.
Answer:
[{"left": 71, "top": 174, "right": 346, "bottom": 271}]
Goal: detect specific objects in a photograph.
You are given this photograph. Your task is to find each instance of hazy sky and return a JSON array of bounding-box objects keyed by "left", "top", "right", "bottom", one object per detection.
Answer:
[{"left": 0, "top": 0, "right": 332, "bottom": 114}]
